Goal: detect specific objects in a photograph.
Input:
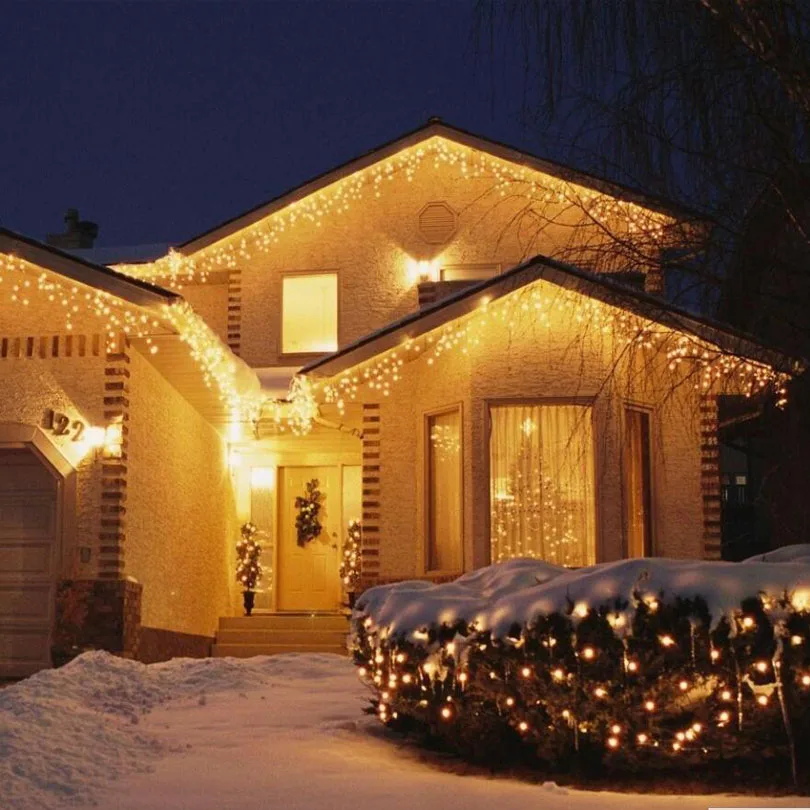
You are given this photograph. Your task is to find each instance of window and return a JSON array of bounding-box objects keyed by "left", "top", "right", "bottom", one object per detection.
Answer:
[
  {"left": 281, "top": 273, "right": 338, "bottom": 354},
  {"left": 426, "top": 408, "right": 462, "bottom": 572},
  {"left": 440, "top": 263, "right": 500, "bottom": 282},
  {"left": 489, "top": 403, "right": 595, "bottom": 566},
  {"left": 623, "top": 408, "right": 653, "bottom": 557}
]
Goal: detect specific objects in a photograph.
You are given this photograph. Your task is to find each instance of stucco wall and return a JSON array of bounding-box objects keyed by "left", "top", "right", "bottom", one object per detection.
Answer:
[
  {"left": 200, "top": 159, "right": 666, "bottom": 370},
  {"left": 354, "top": 282, "right": 705, "bottom": 582},
  {"left": 125, "top": 346, "right": 237, "bottom": 637},
  {"left": 0, "top": 294, "right": 111, "bottom": 579}
]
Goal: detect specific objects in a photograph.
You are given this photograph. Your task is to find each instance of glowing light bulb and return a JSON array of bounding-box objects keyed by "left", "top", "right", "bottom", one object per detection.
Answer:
[
  {"left": 637, "top": 733, "right": 648, "bottom": 744},
  {"left": 644, "top": 700, "right": 655, "bottom": 712},
  {"left": 440, "top": 707, "right": 452, "bottom": 720},
  {"left": 581, "top": 647, "right": 595, "bottom": 660},
  {"left": 552, "top": 668, "right": 565, "bottom": 681},
  {"left": 607, "top": 736, "right": 619, "bottom": 749},
  {"left": 518, "top": 721, "right": 529, "bottom": 733},
  {"left": 521, "top": 666, "right": 532, "bottom": 678}
]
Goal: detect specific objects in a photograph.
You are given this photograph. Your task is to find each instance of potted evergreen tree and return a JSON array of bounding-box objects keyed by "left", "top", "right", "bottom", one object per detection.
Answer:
[{"left": 236, "top": 522, "right": 263, "bottom": 616}]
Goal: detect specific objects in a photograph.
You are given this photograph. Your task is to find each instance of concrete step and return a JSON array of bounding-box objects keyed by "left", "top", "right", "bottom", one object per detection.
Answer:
[
  {"left": 218, "top": 614, "right": 349, "bottom": 632},
  {"left": 216, "top": 628, "right": 348, "bottom": 646},
  {"left": 212, "top": 642, "right": 348, "bottom": 658}
]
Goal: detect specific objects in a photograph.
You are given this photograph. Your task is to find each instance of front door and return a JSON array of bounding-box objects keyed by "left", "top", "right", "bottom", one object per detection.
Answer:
[{"left": 277, "top": 466, "right": 342, "bottom": 612}]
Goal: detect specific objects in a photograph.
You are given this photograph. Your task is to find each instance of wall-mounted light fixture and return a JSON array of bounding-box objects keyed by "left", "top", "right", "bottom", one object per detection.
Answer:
[{"left": 406, "top": 257, "right": 440, "bottom": 285}]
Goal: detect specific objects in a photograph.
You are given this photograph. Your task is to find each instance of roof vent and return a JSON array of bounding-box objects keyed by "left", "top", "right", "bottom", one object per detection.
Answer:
[{"left": 418, "top": 202, "right": 457, "bottom": 245}]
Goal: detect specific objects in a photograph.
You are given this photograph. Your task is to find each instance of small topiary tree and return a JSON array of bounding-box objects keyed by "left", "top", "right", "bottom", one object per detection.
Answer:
[{"left": 236, "top": 522, "right": 263, "bottom": 616}]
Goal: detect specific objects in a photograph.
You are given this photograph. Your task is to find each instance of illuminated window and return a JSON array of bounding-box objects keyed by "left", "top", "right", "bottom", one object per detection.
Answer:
[
  {"left": 440, "top": 263, "right": 500, "bottom": 282},
  {"left": 281, "top": 273, "right": 338, "bottom": 354},
  {"left": 489, "top": 403, "right": 595, "bottom": 567},
  {"left": 426, "top": 408, "right": 462, "bottom": 572}
]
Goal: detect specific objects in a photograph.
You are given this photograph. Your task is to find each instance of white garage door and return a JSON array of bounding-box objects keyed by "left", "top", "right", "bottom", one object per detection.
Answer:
[{"left": 0, "top": 448, "right": 58, "bottom": 678}]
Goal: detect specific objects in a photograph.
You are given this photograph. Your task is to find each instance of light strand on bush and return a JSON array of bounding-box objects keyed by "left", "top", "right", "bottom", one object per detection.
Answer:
[{"left": 350, "top": 580, "right": 810, "bottom": 787}]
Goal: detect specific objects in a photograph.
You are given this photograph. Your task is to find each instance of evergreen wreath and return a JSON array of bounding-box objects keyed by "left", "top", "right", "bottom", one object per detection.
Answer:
[
  {"left": 236, "top": 521, "right": 263, "bottom": 591},
  {"left": 295, "top": 478, "right": 323, "bottom": 547}
]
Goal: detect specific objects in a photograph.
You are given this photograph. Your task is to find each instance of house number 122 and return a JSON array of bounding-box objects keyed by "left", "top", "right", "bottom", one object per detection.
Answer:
[{"left": 43, "top": 408, "right": 86, "bottom": 442}]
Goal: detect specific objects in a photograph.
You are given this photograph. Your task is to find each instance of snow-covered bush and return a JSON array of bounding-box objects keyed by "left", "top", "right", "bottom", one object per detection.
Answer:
[{"left": 350, "top": 552, "right": 810, "bottom": 788}]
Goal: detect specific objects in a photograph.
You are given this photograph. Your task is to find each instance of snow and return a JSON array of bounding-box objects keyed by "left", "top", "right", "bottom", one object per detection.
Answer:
[
  {"left": 355, "top": 550, "right": 810, "bottom": 643},
  {"left": 0, "top": 651, "right": 803, "bottom": 809}
]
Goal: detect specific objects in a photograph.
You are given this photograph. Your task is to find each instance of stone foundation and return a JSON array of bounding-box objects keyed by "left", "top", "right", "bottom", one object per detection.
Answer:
[
  {"left": 138, "top": 627, "right": 213, "bottom": 664},
  {"left": 54, "top": 578, "right": 142, "bottom": 660}
]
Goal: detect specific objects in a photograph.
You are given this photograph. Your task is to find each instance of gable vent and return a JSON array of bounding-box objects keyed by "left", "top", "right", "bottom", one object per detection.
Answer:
[{"left": 418, "top": 202, "right": 457, "bottom": 245}]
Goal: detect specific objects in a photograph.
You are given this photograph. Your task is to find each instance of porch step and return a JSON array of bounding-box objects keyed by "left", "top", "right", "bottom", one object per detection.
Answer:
[
  {"left": 218, "top": 614, "right": 349, "bottom": 632},
  {"left": 216, "top": 628, "right": 348, "bottom": 646},
  {"left": 212, "top": 642, "right": 347, "bottom": 658},
  {"left": 212, "top": 613, "right": 350, "bottom": 658}
]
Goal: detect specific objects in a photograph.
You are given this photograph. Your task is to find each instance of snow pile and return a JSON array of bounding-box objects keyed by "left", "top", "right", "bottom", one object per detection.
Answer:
[
  {"left": 0, "top": 651, "right": 339, "bottom": 810},
  {"left": 355, "top": 548, "right": 810, "bottom": 642}
]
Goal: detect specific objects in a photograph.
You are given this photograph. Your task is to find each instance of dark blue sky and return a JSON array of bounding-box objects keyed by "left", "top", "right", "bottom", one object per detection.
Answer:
[{"left": 0, "top": 1, "right": 545, "bottom": 247}]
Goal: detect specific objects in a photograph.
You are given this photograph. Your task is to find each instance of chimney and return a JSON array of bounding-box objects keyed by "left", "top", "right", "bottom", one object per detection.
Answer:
[{"left": 46, "top": 208, "right": 99, "bottom": 250}]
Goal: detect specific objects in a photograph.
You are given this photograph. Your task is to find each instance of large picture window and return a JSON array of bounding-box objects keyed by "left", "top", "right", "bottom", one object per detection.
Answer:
[
  {"left": 281, "top": 273, "right": 338, "bottom": 354},
  {"left": 426, "top": 408, "right": 462, "bottom": 572},
  {"left": 489, "top": 403, "right": 596, "bottom": 567}
]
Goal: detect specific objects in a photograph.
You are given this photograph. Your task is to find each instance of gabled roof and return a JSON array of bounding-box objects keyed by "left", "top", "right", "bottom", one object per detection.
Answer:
[
  {"left": 179, "top": 119, "right": 708, "bottom": 255},
  {"left": 0, "top": 228, "right": 180, "bottom": 310},
  {"left": 302, "top": 256, "right": 802, "bottom": 379}
]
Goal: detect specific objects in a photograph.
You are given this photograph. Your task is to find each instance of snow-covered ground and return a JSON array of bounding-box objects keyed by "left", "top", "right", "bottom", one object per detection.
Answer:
[{"left": 0, "top": 651, "right": 804, "bottom": 810}]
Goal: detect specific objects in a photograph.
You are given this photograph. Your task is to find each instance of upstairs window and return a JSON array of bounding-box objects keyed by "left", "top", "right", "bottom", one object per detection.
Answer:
[{"left": 281, "top": 272, "right": 338, "bottom": 355}]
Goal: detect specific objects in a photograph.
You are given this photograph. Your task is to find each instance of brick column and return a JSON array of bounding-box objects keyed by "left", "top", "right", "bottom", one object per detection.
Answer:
[
  {"left": 700, "top": 394, "right": 722, "bottom": 559},
  {"left": 98, "top": 333, "right": 130, "bottom": 579},
  {"left": 360, "top": 403, "right": 381, "bottom": 589},
  {"left": 227, "top": 269, "right": 242, "bottom": 356}
]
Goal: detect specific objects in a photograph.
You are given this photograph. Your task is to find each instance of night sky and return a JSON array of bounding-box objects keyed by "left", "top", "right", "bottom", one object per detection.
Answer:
[{"left": 0, "top": 1, "right": 541, "bottom": 248}]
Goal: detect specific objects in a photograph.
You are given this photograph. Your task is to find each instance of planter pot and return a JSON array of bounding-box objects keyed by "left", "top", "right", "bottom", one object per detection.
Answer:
[{"left": 242, "top": 591, "right": 256, "bottom": 617}]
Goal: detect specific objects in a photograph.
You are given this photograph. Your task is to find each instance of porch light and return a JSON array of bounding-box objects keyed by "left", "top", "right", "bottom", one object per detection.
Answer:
[{"left": 407, "top": 257, "right": 440, "bottom": 285}]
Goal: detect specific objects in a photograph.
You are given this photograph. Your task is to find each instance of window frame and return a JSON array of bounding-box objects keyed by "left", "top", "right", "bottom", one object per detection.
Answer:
[
  {"left": 484, "top": 396, "right": 599, "bottom": 567},
  {"left": 423, "top": 402, "right": 465, "bottom": 577},
  {"left": 279, "top": 269, "right": 340, "bottom": 360},
  {"left": 622, "top": 402, "right": 656, "bottom": 558}
]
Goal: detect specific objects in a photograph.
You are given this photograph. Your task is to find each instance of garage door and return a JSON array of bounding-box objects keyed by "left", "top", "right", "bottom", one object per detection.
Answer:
[{"left": 0, "top": 448, "right": 58, "bottom": 678}]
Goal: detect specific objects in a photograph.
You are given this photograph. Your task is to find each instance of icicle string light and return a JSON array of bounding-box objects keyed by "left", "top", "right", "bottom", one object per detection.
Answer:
[
  {"left": 319, "top": 278, "right": 792, "bottom": 410},
  {"left": 0, "top": 253, "right": 317, "bottom": 434},
  {"left": 110, "top": 135, "right": 675, "bottom": 285}
]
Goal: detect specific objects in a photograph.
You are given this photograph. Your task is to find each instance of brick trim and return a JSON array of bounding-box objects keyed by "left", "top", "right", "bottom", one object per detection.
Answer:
[
  {"left": 360, "top": 403, "right": 381, "bottom": 590},
  {"left": 98, "top": 333, "right": 130, "bottom": 579},
  {"left": 700, "top": 395, "right": 722, "bottom": 560},
  {"left": 227, "top": 269, "right": 242, "bottom": 355},
  {"left": 0, "top": 333, "right": 102, "bottom": 359}
]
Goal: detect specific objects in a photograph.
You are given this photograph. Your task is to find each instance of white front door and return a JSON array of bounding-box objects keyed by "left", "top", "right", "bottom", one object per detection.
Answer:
[
  {"left": 0, "top": 448, "right": 59, "bottom": 677},
  {"left": 277, "top": 466, "right": 342, "bottom": 612}
]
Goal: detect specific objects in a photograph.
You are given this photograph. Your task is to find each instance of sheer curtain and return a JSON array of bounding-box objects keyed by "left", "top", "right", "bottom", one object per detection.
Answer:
[
  {"left": 427, "top": 409, "right": 462, "bottom": 572},
  {"left": 490, "top": 404, "right": 596, "bottom": 567}
]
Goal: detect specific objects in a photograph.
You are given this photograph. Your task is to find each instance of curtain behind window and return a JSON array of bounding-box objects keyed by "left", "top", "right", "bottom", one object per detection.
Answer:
[{"left": 490, "top": 404, "right": 595, "bottom": 566}]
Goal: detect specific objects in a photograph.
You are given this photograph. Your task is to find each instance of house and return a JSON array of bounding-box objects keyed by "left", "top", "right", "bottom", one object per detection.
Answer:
[{"left": 0, "top": 120, "right": 796, "bottom": 677}]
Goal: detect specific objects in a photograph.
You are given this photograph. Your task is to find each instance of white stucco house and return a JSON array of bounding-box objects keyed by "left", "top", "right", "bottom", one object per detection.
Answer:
[{"left": 0, "top": 120, "right": 797, "bottom": 677}]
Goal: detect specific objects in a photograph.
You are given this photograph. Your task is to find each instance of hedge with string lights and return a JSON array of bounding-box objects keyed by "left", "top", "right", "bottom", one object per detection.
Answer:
[{"left": 351, "top": 589, "right": 810, "bottom": 788}]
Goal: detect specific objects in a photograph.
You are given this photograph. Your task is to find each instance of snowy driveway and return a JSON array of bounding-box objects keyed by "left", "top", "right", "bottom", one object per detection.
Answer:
[{"left": 1, "top": 652, "right": 805, "bottom": 810}]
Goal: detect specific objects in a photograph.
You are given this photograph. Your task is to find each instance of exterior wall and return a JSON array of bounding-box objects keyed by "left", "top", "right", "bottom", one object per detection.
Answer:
[
  {"left": 0, "top": 295, "right": 110, "bottom": 580},
  {"left": 199, "top": 162, "right": 665, "bottom": 371},
  {"left": 125, "top": 345, "right": 237, "bottom": 638},
  {"left": 347, "top": 287, "right": 706, "bottom": 587}
]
